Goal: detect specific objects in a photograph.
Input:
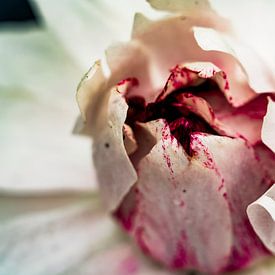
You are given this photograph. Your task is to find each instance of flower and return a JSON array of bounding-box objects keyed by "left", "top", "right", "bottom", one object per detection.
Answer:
[
  {"left": 1, "top": 0, "right": 275, "bottom": 275},
  {"left": 76, "top": 0, "right": 275, "bottom": 274}
]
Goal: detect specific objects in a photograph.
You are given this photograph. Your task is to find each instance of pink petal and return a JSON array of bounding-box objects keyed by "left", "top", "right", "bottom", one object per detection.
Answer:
[
  {"left": 156, "top": 62, "right": 268, "bottom": 144},
  {"left": 194, "top": 87, "right": 269, "bottom": 145},
  {"left": 191, "top": 135, "right": 272, "bottom": 272},
  {"left": 167, "top": 91, "right": 235, "bottom": 138},
  {"left": 115, "top": 121, "right": 272, "bottom": 273},
  {"left": 116, "top": 121, "right": 232, "bottom": 273}
]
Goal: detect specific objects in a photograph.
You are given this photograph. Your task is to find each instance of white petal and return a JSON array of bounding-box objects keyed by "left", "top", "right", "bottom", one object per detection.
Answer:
[
  {"left": 0, "top": 29, "right": 96, "bottom": 192},
  {"left": 92, "top": 90, "right": 137, "bottom": 211},
  {"left": 69, "top": 241, "right": 177, "bottom": 275},
  {"left": 76, "top": 61, "right": 107, "bottom": 132},
  {"left": 262, "top": 98, "right": 275, "bottom": 152},
  {"left": 0, "top": 194, "right": 182, "bottom": 275},
  {"left": 132, "top": 13, "right": 153, "bottom": 38},
  {"left": 76, "top": 60, "right": 139, "bottom": 211},
  {"left": 247, "top": 185, "right": 275, "bottom": 254},
  {"left": 193, "top": 26, "right": 275, "bottom": 94},
  {"left": 0, "top": 194, "right": 116, "bottom": 275},
  {"left": 105, "top": 41, "right": 153, "bottom": 98},
  {"left": 210, "top": 0, "right": 275, "bottom": 74}
]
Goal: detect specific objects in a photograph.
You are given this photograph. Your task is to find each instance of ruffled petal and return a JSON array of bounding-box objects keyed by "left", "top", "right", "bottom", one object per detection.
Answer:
[
  {"left": 198, "top": 90, "right": 268, "bottom": 145},
  {"left": 91, "top": 89, "right": 137, "bottom": 211},
  {"left": 193, "top": 27, "right": 275, "bottom": 95},
  {"left": 129, "top": 14, "right": 260, "bottom": 107},
  {"left": 156, "top": 62, "right": 268, "bottom": 144},
  {"left": 76, "top": 42, "right": 152, "bottom": 135},
  {"left": 105, "top": 41, "right": 153, "bottom": 100},
  {"left": 75, "top": 61, "right": 107, "bottom": 135},
  {"left": 210, "top": 0, "right": 275, "bottom": 76},
  {"left": 76, "top": 44, "right": 154, "bottom": 211},
  {"left": 262, "top": 98, "right": 275, "bottom": 152}
]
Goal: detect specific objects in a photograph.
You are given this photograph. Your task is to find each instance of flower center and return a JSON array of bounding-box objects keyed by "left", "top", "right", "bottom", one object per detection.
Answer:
[{"left": 125, "top": 85, "right": 217, "bottom": 155}]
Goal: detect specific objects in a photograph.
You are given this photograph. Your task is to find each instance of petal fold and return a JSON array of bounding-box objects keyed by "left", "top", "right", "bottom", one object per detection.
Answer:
[
  {"left": 92, "top": 90, "right": 137, "bottom": 211},
  {"left": 262, "top": 98, "right": 275, "bottom": 152},
  {"left": 247, "top": 185, "right": 275, "bottom": 254}
]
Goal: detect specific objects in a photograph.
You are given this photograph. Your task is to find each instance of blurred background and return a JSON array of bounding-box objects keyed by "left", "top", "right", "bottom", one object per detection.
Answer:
[{"left": 0, "top": 0, "right": 37, "bottom": 23}]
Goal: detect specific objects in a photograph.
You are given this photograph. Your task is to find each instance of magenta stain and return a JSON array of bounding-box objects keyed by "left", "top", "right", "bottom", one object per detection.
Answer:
[
  {"left": 160, "top": 125, "right": 176, "bottom": 182},
  {"left": 221, "top": 72, "right": 230, "bottom": 90},
  {"left": 119, "top": 256, "right": 139, "bottom": 275},
  {"left": 157, "top": 65, "right": 196, "bottom": 102},
  {"left": 224, "top": 218, "right": 270, "bottom": 272},
  {"left": 117, "top": 77, "right": 139, "bottom": 87},
  {"left": 232, "top": 94, "right": 268, "bottom": 119},
  {"left": 218, "top": 178, "right": 225, "bottom": 191},
  {"left": 224, "top": 81, "right": 229, "bottom": 90},
  {"left": 171, "top": 243, "right": 188, "bottom": 269},
  {"left": 114, "top": 188, "right": 140, "bottom": 231},
  {"left": 135, "top": 226, "right": 151, "bottom": 255}
]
